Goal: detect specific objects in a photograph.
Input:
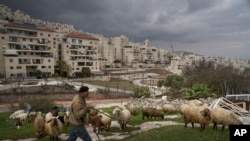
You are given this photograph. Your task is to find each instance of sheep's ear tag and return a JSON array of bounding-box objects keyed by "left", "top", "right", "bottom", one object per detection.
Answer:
[{"left": 229, "top": 125, "right": 250, "bottom": 141}]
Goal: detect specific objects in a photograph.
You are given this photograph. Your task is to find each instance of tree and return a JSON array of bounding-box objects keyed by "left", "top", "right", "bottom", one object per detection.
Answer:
[
  {"left": 182, "top": 60, "right": 250, "bottom": 97},
  {"left": 55, "top": 60, "right": 71, "bottom": 77},
  {"left": 158, "top": 75, "right": 184, "bottom": 98},
  {"left": 75, "top": 67, "right": 91, "bottom": 78}
]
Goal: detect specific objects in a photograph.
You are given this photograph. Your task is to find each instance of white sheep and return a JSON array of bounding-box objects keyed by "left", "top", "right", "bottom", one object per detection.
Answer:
[
  {"left": 9, "top": 109, "right": 25, "bottom": 119},
  {"left": 113, "top": 106, "right": 131, "bottom": 130},
  {"left": 179, "top": 104, "right": 211, "bottom": 131},
  {"left": 44, "top": 117, "right": 63, "bottom": 141},
  {"left": 162, "top": 104, "right": 176, "bottom": 114},
  {"left": 34, "top": 115, "right": 45, "bottom": 139},
  {"left": 188, "top": 99, "right": 203, "bottom": 106},
  {"left": 63, "top": 111, "right": 70, "bottom": 125},
  {"left": 14, "top": 112, "right": 29, "bottom": 124},
  {"left": 202, "top": 107, "right": 243, "bottom": 131}
]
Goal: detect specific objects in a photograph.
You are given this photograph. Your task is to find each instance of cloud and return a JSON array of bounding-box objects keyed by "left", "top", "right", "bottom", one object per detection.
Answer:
[{"left": 1, "top": 0, "right": 250, "bottom": 59}]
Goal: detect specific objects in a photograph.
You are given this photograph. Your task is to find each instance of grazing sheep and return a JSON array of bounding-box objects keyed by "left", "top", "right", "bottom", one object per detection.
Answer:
[
  {"left": 162, "top": 104, "right": 176, "bottom": 114},
  {"left": 179, "top": 104, "right": 211, "bottom": 131},
  {"left": 113, "top": 107, "right": 131, "bottom": 130},
  {"left": 202, "top": 107, "right": 243, "bottom": 131},
  {"left": 15, "top": 118, "right": 22, "bottom": 130},
  {"left": 142, "top": 107, "right": 155, "bottom": 120},
  {"left": 14, "top": 112, "right": 29, "bottom": 124},
  {"left": 34, "top": 115, "right": 45, "bottom": 139},
  {"left": 88, "top": 110, "right": 106, "bottom": 134},
  {"left": 188, "top": 99, "right": 203, "bottom": 106},
  {"left": 126, "top": 104, "right": 138, "bottom": 116},
  {"left": 44, "top": 117, "right": 63, "bottom": 141},
  {"left": 142, "top": 107, "right": 164, "bottom": 120},
  {"left": 9, "top": 110, "right": 25, "bottom": 119}
]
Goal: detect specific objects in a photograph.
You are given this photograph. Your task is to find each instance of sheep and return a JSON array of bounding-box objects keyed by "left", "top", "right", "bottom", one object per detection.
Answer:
[
  {"left": 142, "top": 107, "right": 164, "bottom": 120},
  {"left": 88, "top": 110, "right": 106, "bottom": 134},
  {"left": 188, "top": 99, "right": 203, "bottom": 106},
  {"left": 179, "top": 104, "right": 211, "bottom": 131},
  {"left": 63, "top": 111, "right": 70, "bottom": 125},
  {"left": 97, "top": 110, "right": 112, "bottom": 132},
  {"left": 44, "top": 117, "right": 63, "bottom": 141},
  {"left": 9, "top": 109, "right": 25, "bottom": 119},
  {"left": 15, "top": 118, "right": 22, "bottom": 130},
  {"left": 113, "top": 106, "right": 131, "bottom": 130},
  {"left": 126, "top": 103, "right": 138, "bottom": 116},
  {"left": 162, "top": 104, "right": 176, "bottom": 114},
  {"left": 14, "top": 112, "right": 29, "bottom": 124},
  {"left": 34, "top": 115, "right": 45, "bottom": 139},
  {"left": 202, "top": 107, "right": 243, "bottom": 131}
]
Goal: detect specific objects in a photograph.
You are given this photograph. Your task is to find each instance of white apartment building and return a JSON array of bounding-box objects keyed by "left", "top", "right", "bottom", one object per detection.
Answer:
[
  {"left": 0, "top": 21, "right": 56, "bottom": 79},
  {"left": 59, "top": 32, "right": 101, "bottom": 76}
]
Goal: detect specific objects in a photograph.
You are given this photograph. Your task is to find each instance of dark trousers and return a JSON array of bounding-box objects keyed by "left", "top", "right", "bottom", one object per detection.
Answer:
[{"left": 68, "top": 124, "right": 92, "bottom": 141}]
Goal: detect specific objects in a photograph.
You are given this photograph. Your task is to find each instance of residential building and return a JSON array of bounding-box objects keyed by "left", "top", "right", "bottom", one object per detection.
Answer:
[
  {"left": 0, "top": 21, "right": 56, "bottom": 79},
  {"left": 59, "top": 32, "right": 101, "bottom": 76}
]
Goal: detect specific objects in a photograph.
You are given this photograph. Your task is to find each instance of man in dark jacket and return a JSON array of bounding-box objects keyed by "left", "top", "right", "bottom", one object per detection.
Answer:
[{"left": 68, "top": 86, "right": 92, "bottom": 141}]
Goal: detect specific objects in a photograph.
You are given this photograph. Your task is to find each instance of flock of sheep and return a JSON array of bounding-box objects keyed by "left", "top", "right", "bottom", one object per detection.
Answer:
[
  {"left": 8, "top": 99, "right": 245, "bottom": 140},
  {"left": 9, "top": 109, "right": 68, "bottom": 141}
]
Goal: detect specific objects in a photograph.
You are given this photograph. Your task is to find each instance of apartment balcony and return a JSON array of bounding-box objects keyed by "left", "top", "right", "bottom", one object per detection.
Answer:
[
  {"left": 3, "top": 49, "right": 18, "bottom": 56},
  {"left": 7, "top": 41, "right": 20, "bottom": 46},
  {"left": 19, "top": 61, "right": 31, "bottom": 64},
  {"left": 40, "top": 54, "right": 53, "bottom": 58}
]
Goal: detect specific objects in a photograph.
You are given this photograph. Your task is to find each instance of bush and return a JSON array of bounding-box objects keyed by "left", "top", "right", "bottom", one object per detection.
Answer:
[
  {"left": 132, "top": 86, "right": 150, "bottom": 98},
  {"left": 17, "top": 96, "right": 55, "bottom": 113}
]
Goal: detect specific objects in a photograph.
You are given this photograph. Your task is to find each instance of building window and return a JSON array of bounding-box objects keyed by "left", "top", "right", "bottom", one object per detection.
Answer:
[
  {"left": 9, "top": 59, "right": 13, "bottom": 63},
  {"left": 48, "top": 66, "right": 51, "bottom": 69},
  {"left": 48, "top": 34, "right": 51, "bottom": 37},
  {"left": 40, "top": 33, "right": 43, "bottom": 36},
  {"left": 30, "top": 39, "right": 33, "bottom": 42},
  {"left": 48, "top": 59, "right": 51, "bottom": 62},
  {"left": 17, "top": 66, "right": 22, "bottom": 69},
  {"left": 10, "top": 66, "right": 13, "bottom": 69},
  {"left": 41, "top": 66, "right": 46, "bottom": 68},
  {"left": 1, "top": 36, "right": 4, "bottom": 39}
]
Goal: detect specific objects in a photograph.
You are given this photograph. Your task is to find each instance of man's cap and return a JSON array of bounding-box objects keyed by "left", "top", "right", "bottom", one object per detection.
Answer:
[{"left": 79, "top": 86, "right": 89, "bottom": 93}]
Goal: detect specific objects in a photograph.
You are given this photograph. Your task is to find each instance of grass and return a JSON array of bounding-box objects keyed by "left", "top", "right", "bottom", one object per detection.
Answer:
[
  {"left": 0, "top": 107, "right": 230, "bottom": 141},
  {"left": 106, "top": 125, "right": 229, "bottom": 141}
]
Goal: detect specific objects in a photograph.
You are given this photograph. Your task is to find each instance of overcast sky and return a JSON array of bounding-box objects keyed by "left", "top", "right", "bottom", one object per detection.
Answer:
[{"left": 1, "top": 0, "right": 250, "bottom": 60}]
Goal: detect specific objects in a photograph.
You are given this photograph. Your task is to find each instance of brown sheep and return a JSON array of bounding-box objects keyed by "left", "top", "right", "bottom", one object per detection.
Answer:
[
  {"left": 142, "top": 107, "right": 164, "bottom": 120},
  {"left": 88, "top": 111, "right": 106, "bottom": 134},
  {"left": 34, "top": 115, "right": 45, "bottom": 139}
]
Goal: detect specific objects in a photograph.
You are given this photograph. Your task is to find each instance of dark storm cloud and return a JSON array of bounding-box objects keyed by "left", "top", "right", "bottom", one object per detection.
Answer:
[{"left": 1, "top": 0, "right": 250, "bottom": 59}]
